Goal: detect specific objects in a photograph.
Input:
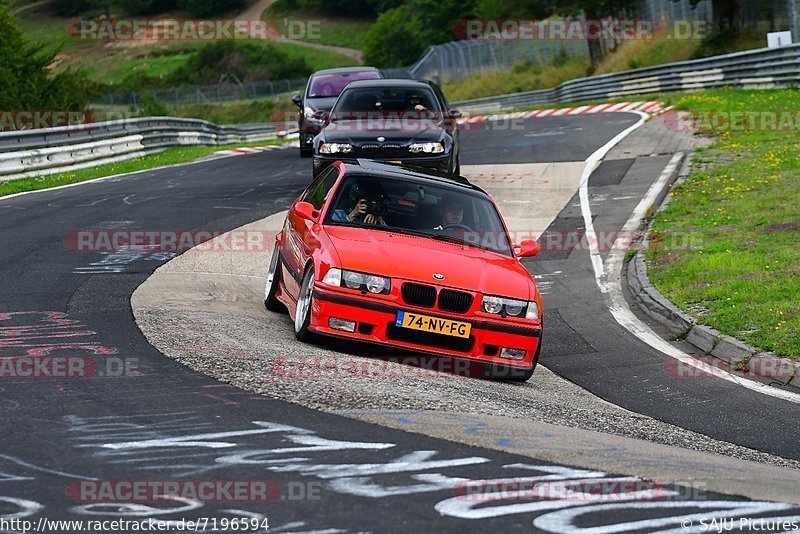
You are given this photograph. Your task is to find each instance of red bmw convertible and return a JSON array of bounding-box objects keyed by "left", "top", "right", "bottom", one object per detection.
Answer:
[{"left": 264, "top": 160, "right": 543, "bottom": 381}]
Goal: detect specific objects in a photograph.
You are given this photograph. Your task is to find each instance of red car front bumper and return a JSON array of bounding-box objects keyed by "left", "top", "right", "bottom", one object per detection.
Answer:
[{"left": 309, "top": 286, "right": 541, "bottom": 370}]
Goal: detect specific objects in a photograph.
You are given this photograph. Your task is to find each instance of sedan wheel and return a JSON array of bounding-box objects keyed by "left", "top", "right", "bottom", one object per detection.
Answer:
[
  {"left": 264, "top": 245, "right": 285, "bottom": 312},
  {"left": 294, "top": 266, "right": 320, "bottom": 342}
]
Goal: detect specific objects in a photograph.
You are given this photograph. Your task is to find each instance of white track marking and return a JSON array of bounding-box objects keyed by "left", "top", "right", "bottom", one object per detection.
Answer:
[{"left": 579, "top": 113, "right": 800, "bottom": 404}]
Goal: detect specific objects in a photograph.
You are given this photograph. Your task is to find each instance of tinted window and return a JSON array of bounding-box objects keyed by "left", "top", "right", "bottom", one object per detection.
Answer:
[
  {"left": 333, "top": 87, "right": 442, "bottom": 115},
  {"left": 308, "top": 72, "right": 381, "bottom": 98},
  {"left": 325, "top": 174, "right": 512, "bottom": 256},
  {"left": 302, "top": 166, "right": 339, "bottom": 210}
]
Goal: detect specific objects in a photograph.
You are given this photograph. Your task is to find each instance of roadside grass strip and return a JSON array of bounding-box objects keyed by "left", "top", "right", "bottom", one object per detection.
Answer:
[
  {"left": 0, "top": 139, "right": 294, "bottom": 198},
  {"left": 646, "top": 89, "right": 800, "bottom": 360}
]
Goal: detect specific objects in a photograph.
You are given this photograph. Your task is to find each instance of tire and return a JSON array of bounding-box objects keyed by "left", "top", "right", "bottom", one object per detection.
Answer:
[
  {"left": 294, "top": 265, "right": 321, "bottom": 343},
  {"left": 264, "top": 245, "right": 286, "bottom": 313},
  {"left": 312, "top": 158, "right": 325, "bottom": 178}
]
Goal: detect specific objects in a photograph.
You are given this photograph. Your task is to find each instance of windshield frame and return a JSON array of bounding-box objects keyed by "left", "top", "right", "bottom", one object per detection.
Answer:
[
  {"left": 306, "top": 71, "right": 382, "bottom": 99},
  {"left": 331, "top": 85, "right": 444, "bottom": 116}
]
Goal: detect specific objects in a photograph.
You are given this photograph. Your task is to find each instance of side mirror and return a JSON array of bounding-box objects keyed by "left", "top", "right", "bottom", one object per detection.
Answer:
[
  {"left": 514, "top": 240, "right": 539, "bottom": 258},
  {"left": 292, "top": 94, "right": 303, "bottom": 108},
  {"left": 294, "top": 201, "right": 320, "bottom": 222},
  {"left": 449, "top": 109, "right": 463, "bottom": 119}
]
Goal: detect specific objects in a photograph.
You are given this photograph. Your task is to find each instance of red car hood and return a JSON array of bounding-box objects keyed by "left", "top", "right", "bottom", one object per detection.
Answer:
[{"left": 323, "top": 226, "right": 534, "bottom": 300}]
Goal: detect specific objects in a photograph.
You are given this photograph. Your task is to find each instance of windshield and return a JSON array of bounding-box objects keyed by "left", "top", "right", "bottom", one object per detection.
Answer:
[
  {"left": 307, "top": 72, "right": 382, "bottom": 98},
  {"left": 332, "top": 87, "right": 442, "bottom": 118},
  {"left": 325, "top": 174, "right": 513, "bottom": 257}
]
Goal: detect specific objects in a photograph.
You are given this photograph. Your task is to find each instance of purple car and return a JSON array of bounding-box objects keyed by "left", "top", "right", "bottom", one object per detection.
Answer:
[{"left": 292, "top": 67, "right": 383, "bottom": 158}]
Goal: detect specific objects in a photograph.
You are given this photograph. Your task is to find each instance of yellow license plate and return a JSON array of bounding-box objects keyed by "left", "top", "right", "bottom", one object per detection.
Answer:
[{"left": 395, "top": 311, "right": 471, "bottom": 339}]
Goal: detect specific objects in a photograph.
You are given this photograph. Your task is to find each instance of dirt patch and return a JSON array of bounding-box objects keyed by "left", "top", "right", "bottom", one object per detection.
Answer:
[{"left": 765, "top": 222, "right": 800, "bottom": 233}]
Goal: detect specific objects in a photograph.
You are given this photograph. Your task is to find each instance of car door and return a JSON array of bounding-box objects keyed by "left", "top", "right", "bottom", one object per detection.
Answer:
[{"left": 282, "top": 166, "right": 340, "bottom": 300}]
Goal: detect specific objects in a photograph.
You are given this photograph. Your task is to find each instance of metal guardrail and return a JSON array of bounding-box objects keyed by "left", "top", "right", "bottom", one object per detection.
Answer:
[
  {"left": 0, "top": 117, "right": 287, "bottom": 182},
  {"left": 6, "top": 43, "right": 800, "bottom": 182},
  {"left": 452, "top": 44, "right": 800, "bottom": 113}
]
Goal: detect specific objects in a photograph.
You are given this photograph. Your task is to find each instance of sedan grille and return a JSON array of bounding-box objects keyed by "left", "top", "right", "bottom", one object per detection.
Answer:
[
  {"left": 438, "top": 289, "right": 473, "bottom": 314},
  {"left": 401, "top": 283, "right": 436, "bottom": 308},
  {"left": 355, "top": 145, "right": 409, "bottom": 159}
]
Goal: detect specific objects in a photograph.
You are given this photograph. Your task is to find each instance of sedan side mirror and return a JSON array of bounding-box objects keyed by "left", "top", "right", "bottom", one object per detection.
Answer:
[
  {"left": 294, "top": 201, "right": 320, "bottom": 222},
  {"left": 514, "top": 240, "right": 539, "bottom": 258},
  {"left": 292, "top": 94, "right": 303, "bottom": 108}
]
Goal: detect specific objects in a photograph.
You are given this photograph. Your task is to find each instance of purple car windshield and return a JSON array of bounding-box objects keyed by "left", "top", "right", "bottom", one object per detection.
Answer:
[{"left": 308, "top": 72, "right": 381, "bottom": 98}]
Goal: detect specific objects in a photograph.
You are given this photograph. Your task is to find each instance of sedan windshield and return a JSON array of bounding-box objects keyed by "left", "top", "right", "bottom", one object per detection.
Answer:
[
  {"left": 332, "top": 87, "right": 442, "bottom": 118},
  {"left": 325, "top": 174, "right": 513, "bottom": 257},
  {"left": 308, "top": 72, "right": 381, "bottom": 98}
]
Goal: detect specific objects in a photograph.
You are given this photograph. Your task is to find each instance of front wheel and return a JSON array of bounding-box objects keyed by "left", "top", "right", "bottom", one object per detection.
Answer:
[
  {"left": 294, "top": 265, "right": 321, "bottom": 343},
  {"left": 264, "top": 244, "right": 286, "bottom": 312}
]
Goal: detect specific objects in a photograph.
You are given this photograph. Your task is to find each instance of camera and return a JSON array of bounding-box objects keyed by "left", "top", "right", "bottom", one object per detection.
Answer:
[{"left": 366, "top": 199, "right": 386, "bottom": 217}]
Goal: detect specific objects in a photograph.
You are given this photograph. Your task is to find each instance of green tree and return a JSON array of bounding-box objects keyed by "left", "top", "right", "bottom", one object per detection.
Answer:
[
  {"left": 363, "top": 7, "right": 425, "bottom": 67},
  {"left": 0, "top": 5, "right": 92, "bottom": 111},
  {"left": 167, "top": 41, "right": 311, "bottom": 85},
  {"left": 363, "top": 0, "right": 477, "bottom": 68},
  {"left": 176, "top": 0, "right": 245, "bottom": 17}
]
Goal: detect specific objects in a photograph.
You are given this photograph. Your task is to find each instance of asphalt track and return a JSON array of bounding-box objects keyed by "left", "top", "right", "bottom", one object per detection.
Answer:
[{"left": 1, "top": 113, "right": 799, "bottom": 532}]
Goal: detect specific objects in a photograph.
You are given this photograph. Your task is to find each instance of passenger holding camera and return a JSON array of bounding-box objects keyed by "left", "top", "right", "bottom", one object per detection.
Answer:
[
  {"left": 342, "top": 198, "right": 385, "bottom": 225},
  {"left": 332, "top": 182, "right": 386, "bottom": 225}
]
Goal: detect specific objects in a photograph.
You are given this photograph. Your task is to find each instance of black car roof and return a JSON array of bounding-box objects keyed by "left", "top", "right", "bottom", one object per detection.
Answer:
[
  {"left": 341, "top": 79, "right": 432, "bottom": 89},
  {"left": 342, "top": 159, "right": 484, "bottom": 193},
  {"left": 311, "top": 66, "right": 382, "bottom": 76}
]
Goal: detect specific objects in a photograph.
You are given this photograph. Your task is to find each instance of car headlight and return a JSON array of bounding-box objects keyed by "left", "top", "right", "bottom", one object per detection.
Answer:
[
  {"left": 525, "top": 301, "right": 540, "bottom": 320},
  {"left": 481, "top": 295, "right": 533, "bottom": 318},
  {"left": 322, "top": 268, "right": 390, "bottom": 295},
  {"left": 322, "top": 268, "right": 342, "bottom": 286},
  {"left": 482, "top": 296, "right": 504, "bottom": 314},
  {"left": 343, "top": 271, "right": 365, "bottom": 289},
  {"left": 365, "top": 275, "right": 389, "bottom": 294},
  {"left": 319, "top": 142, "right": 352, "bottom": 154},
  {"left": 409, "top": 142, "right": 444, "bottom": 154},
  {"left": 304, "top": 107, "right": 323, "bottom": 124}
]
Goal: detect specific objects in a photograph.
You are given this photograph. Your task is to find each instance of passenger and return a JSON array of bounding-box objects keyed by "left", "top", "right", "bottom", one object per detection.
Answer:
[{"left": 332, "top": 182, "right": 387, "bottom": 225}]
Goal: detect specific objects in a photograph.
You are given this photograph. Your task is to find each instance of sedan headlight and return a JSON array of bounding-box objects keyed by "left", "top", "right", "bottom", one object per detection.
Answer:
[
  {"left": 322, "top": 268, "right": 390, "bottom": 295},
  {"left": 319, "top": 142, "right": 352, "bottom": 154},
  {"left": 304, "top": 106, "right": 324, "bottom": 124},
  {"left": 409, "top": 142, "right": 444, "bottom": 154},
  {"left": 482, "top": 295, "right": 537, "bottom": 319}
]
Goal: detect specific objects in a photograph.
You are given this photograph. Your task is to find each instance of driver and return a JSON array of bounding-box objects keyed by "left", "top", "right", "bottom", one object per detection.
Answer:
[
  {"left": 332, "top": 181, "right": 387, "bottom": 225},
  {"left": 407, "top": 93, "right": 433, "bottom": 117},
  {"left": 434, "top": 193, "right": 465, "bottom": 230}
]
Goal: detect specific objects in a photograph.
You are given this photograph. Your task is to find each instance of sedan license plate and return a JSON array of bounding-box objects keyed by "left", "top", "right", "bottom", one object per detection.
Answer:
[{"left": 395, "top": 311, "right": 471, "bottom": 339}]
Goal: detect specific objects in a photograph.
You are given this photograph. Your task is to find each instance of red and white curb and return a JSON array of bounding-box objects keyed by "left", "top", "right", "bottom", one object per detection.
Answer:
[
  {"left": 458, "top": 101, "right": 672, "bottom": 125},
  {"left": 214, "top": 140, "right": 300, "bottom": 157}
]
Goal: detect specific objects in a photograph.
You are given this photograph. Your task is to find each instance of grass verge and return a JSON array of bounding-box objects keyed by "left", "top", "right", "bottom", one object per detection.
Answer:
[
  {"left": 0, "top": 138, "right": 292, "bottom": 198},
  {"left": 646, "top": 88, "right": 800, "bottom": 359}
]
